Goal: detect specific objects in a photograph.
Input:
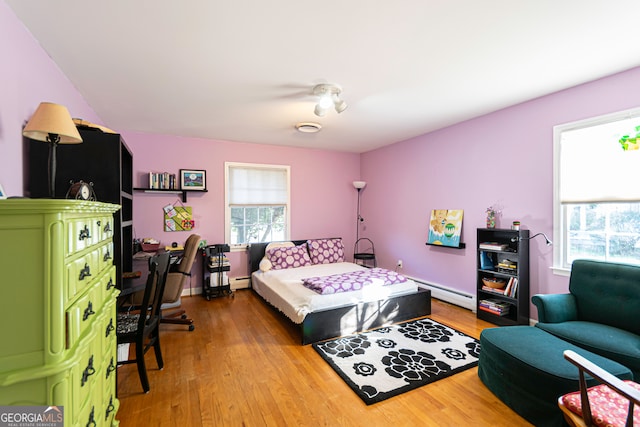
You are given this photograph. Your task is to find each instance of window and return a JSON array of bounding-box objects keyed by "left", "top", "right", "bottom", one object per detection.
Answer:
[
  {"left": 225, "top": 162, "right": 290, "bottom": 249},
  {"left": 553, "top": 108, "right": 640, "bottom": 273}
]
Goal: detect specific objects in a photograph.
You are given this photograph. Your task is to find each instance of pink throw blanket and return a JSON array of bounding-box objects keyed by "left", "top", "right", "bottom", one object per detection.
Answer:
[{"left": 302, "top": 268, "right": 408, "bottom": 295}]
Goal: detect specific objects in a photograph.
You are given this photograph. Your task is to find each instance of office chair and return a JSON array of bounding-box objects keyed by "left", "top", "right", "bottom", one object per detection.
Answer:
[
  {"left": 559, "top": 350, "right": 640, "bottom": 427},
  {"left": 160, "top": 233, "right": 201, "bottom": 331},
  {"left": 117, "top": 252, "right": 170, "bottom": 393}
]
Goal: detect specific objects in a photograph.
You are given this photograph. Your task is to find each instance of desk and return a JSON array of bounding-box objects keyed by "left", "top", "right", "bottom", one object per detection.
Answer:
[
  {"left": 120, "top": 258, "right": 149, "bottom": 299},
  {"left": 120, "top": 251, "right": 182, "bottom": 299}
]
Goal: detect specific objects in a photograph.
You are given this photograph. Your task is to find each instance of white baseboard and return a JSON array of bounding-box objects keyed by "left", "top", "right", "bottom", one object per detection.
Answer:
[
  {"left": 180, "top": 276, "right": 250, "bottom": 296},
  {"left": 408, "top": 276, "right": 476, "bottom": 311},
  {"left": 230, "top": 277, "right": 250, "bottom": 290}
]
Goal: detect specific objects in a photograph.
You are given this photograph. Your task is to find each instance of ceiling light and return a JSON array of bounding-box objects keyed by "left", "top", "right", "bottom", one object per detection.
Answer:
[
  {"left": 313, "top": 83, "right": 347, "bottom": 116},
  {"left": 295, "top": 122, "right": 322, "bottom": 133}
]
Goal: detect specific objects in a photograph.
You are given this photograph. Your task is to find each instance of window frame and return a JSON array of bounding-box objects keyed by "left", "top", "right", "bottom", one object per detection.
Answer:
[
  {"left": 553, "top": 107, "right": 640, "bottom": 275},
  {"left": 224, "top": 162, "right": 291, "bottom": 251}
]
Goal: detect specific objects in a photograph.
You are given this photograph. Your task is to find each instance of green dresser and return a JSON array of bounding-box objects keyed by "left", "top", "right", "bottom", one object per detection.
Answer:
[{"left": 0, "top": 200, "right": 120, "bottom": 426}]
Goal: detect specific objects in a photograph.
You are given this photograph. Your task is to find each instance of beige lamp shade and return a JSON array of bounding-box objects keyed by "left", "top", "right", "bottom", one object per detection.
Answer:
[
  {"left": 23, "top": 102, "right": 82, "bottom": 144},
  {"left": 353, "top": 181, "right": 367, "bottom": 190}
]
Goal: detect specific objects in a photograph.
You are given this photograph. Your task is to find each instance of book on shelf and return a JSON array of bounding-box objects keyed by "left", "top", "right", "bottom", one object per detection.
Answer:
[
  {"left": 508, "top": 278, "right": 518, "bottom": 298},
  {"left": 479, "top": 251, "right": 494, "bottom": 269},
  {"left": 479, "top": 242, "right": 508, "bottom": 251},
  {"left": 478, "top": 305, "right": 510, "bottom": 316},
  {"left": 479, "top": 298, "right": 511, "bottom": 315},
  {"left": 148, "top": 172, "right": 177, "bottom": 189},
  {"left": 481, "top": 285, "right": 507, "bottom": 295}
]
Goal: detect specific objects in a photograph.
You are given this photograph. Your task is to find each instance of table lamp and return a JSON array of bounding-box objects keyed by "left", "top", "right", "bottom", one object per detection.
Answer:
[{"left": 23, "top": 102, "right": 83, "bottom": 198}]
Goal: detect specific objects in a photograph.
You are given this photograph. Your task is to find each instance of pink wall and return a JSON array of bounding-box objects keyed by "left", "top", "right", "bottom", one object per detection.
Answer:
[
  {"left": 4, "top": 2, "right": 640, "bottom": 317},
  {"left": 0, "top": 2, "right": 103, "bottom": 197},
  {"left": 362, "top": 66, "right": 640, "bottom": 317},
  {"left": 122, "top": 131, "right": 360, "bottom": 288}
]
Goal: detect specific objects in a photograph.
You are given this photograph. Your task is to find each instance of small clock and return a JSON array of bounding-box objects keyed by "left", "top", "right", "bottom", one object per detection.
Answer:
[{"left": 66, "top": 180, "right": 96, "bottom": 201}]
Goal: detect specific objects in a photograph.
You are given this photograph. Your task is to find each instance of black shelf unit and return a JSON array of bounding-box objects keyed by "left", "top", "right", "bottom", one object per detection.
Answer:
[
  {"left": 476, "top": 228, "right": 530, "bottom": 326},
  {"left": 201, "top": 244, "right": 233, "bottom": 300},
  {"left": 28, "top": 126, "right": 133, "bottom": 287},
  {"left": 133, "top": 187, "right": 207, "bottom": 202}
]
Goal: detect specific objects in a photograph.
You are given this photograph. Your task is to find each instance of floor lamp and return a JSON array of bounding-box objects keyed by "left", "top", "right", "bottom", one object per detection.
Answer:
[
  {"left": 23, "top": 102, "right": 83, "bottom": 198},
  {"left": 353, "top": 181, "right": 366, "bottom": 242}
]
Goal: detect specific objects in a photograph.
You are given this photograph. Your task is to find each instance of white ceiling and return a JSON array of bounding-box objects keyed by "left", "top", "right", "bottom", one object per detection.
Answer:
[{"left": 7, "top": 1, "right": 640, "bottom": 153}]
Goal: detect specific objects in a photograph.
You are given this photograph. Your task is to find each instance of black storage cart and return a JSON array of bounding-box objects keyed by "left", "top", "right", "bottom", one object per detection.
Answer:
[{"left": 202, "top": 244, "right": 233, "bottom": 300}]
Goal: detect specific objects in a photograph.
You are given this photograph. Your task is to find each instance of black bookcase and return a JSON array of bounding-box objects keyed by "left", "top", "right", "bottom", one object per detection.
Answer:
[
  {"left": 476, "top": 228, "right": 530, "bottom": 326},
  {"left": 28, "top": 126, "right": 133, "bottom": 286}
]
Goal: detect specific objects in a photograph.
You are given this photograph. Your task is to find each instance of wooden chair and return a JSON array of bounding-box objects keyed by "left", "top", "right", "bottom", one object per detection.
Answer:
[
  {"left": 559, "top": 350, "right": 640, "bottom": 427},
  {"left": 160, "top": 233, "right": 201, "bottom": 331},
  {"left": 117, "top": 252, "right": 170, "bottom": 393}
]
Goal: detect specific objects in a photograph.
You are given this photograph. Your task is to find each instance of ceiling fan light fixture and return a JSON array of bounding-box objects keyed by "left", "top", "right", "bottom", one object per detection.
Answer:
[
  {"left": 313, "top": 83, "right": 347, "bottom": 116},
  {"left": 295, "top": 122, "right": 322, "bottom": 133}
]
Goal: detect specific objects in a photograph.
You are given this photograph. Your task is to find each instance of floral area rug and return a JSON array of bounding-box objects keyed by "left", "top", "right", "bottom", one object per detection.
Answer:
[{"left": 312, "top": 318, "right": 480, "bottom": 405}]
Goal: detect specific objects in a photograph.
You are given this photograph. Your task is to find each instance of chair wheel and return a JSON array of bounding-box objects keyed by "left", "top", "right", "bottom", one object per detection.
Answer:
[
  {"left": 189, "top": 325, "right": 195, "bottom": 331},
  {"left": 181, "top": 314, "right": 187, "bottom": 319}
]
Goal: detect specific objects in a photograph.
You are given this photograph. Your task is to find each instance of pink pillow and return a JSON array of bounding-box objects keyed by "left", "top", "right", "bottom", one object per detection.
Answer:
[
  {"left": 266, "top": 244, "right": 312, "bottom": 270},
  {"left": 307, "top": 238, "right": 345, "bottom": 264}
]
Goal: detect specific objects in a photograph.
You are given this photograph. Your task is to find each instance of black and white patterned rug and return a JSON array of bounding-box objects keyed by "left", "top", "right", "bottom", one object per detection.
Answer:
[{"left": 312, "top": 318, "right": 481, "bottom": 405}]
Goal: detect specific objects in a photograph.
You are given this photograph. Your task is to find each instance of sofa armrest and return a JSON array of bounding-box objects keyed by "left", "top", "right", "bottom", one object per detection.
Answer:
[{"left": 531, "top": 293, "right": 578, "bottom": 323}]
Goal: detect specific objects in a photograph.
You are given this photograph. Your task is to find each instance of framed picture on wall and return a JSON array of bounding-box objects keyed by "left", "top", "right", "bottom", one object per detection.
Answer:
[
  {"left": 180, "top": 169, "right": 206, "bottom": 191},
  {"left": 426, "top": 209, "right": 464, "bottom": 248},
  {"left": 0, "top": 183, "right": 6, "bottom": 199}
]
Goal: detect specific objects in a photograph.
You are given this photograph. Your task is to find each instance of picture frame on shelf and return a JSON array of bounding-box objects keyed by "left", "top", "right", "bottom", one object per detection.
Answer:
[{"left": 180, "top": 169, "right": 206, "bottom": 191}]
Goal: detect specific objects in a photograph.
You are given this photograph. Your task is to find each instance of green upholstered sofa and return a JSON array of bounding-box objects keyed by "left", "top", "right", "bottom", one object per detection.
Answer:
[{"left": 532, "top": 259, "right": 640, "bottom": 378}]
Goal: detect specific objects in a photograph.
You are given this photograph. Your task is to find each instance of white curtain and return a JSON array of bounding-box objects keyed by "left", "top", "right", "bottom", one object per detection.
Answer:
[
  {"left": 228, "top": 165, "right": 288, "bottom": 205},
  {"left": 559, "top": 116, "right": 640, "bottom": 203}
]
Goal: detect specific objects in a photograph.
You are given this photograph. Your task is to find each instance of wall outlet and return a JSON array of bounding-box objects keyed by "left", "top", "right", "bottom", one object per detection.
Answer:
[{"left": 396, "top": 260, "right": 403, "bottom": 269}]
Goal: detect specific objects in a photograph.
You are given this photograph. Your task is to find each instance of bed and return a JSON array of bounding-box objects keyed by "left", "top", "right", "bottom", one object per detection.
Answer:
[{"left": 249, "top": 238, "right": 431, "bottom": 344}]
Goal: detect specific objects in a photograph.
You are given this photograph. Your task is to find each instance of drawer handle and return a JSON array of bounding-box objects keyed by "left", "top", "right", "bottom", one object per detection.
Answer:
[
  {"left": 106, "top": 357, "right": 116, "bottom": 379},
  {"left": 86, "top": 406, "right": 96, "bottom": 427},
  {"left": 83, "top": 301, "right": 95, "bottom": 321},
  {"left": 103, "top": 250, "right": 112, "bottom": 262},
  {"left": 78, "top": 225, "right": 91, "bottom": 241},
  {"left": 105, "top": 318, "right": 114, "bottom": 337},
  {"left": 81, "top": 355, "right": 95, "bottom": 386},
  {"left": 79, "top": 263, "right": 91, "bottom": 281},
  {"left": 106, "top": 278, "right": 115, "bottom": 291},
  {"left": 104, "top": 222, "right": 112, "bottom": 233},
  {"left": 105, "top": 396, "right": 115, "bottom": 421}
]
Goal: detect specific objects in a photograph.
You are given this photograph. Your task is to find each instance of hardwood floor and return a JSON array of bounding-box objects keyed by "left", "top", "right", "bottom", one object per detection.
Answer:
[{"left": 116, "top": 290, "right": 532, "bottom": 426}]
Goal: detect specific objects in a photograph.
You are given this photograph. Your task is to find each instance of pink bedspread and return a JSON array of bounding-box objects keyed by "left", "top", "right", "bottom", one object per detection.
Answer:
[{"left": 302, "top": 267, "right": 408, "bottom": 295}]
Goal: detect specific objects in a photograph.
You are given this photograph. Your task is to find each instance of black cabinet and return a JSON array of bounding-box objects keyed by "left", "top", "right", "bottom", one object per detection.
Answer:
[
  {"left": 28, "top": 126, "right": 133, "bottom": 286},
  {"left": 476, "top": 228, "right": 530, "bottom": 326}
]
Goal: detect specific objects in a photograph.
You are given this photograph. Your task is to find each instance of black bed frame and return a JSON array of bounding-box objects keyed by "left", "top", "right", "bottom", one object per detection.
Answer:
[{"left": 248, "top": 239, "right": 431, "bottom": 344}]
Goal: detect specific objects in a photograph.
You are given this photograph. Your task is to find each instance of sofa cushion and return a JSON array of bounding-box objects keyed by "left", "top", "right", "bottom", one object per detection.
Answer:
[
  {"left": 569, "top": 259, "right": 640, "bottom": 336},
  {"left": 536, "top": 321, "right": 640, "bottom": 378}
]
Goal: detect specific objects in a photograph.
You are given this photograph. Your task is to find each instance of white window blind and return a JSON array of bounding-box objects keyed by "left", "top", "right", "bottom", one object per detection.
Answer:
[
  {"left": 228, "top": 165, "right": 288, "bottom": 205},
  {"left": 559, "top": 117, "right": 640, "bottom": 204}
]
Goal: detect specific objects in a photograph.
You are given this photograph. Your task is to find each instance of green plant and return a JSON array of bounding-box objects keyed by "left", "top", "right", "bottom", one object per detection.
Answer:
[{"left": 618, "top": 125, "right": 640, "bottom": 151}]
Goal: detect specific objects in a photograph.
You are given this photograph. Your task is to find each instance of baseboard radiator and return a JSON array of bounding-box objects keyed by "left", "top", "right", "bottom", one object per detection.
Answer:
[{"left": 408, "top": 276, "right": 476, "bottom": 311}]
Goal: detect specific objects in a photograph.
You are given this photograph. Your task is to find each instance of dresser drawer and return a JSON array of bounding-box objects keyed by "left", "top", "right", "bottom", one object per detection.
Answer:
[
  {"left": 66, "top": 249, "right": 100, "bottom": 303},
  {"left": 98, "top": 242, "right": 115, "bottom": 275},
  {"left": 66, "top": 285, "right": 101, "bottom": 349},
  {"left": 70, "top": 332, "right": 102, "bottom": 416},
  {"left": 67, "top": 217, "right": 100, "bottom": 255},
  {"left": 97, "top": 216, "right": 115, "bottom": 243}
]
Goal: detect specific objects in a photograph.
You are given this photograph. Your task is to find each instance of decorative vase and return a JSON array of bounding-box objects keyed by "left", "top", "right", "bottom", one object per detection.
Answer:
[{"left": 486, "top": 210, "right": 496, "bottom": 229}]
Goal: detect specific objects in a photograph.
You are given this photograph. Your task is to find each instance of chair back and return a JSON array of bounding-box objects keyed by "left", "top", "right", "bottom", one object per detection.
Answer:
[
  {"left": 137, "top": 252, "right": 171, "bottom": 332},
  {"left": 162, "top": 234, "right": 201, "bottom": 303},
  {"left": 569, "top": 259, "right": 640, "bottom": 335}
]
